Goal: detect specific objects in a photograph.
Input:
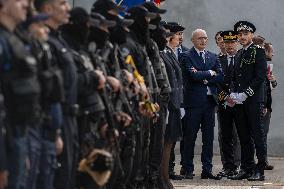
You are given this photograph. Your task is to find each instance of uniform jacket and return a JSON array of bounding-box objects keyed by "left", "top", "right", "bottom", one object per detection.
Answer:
[
  {"left": 180, "top": 47, "right": 223, "bottom": 108},
  {"left": 160, "top": 47, "right": 183, "bottom": 110},
  {"left": 217, "top": 54, "right": 236, "bottom": 104},
  {"left": 234, "top": 44, "right": 266, "bottom": 103}
]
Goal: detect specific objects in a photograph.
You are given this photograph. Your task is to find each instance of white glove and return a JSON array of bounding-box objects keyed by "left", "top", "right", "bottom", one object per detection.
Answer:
[
  {"left": 237, "top": 92, "right": 248, "bottom": 102},
  {"left": 230, "top": 92, "right": 248, "bottom": 104},
  {"left": 208, "top": 70, "right": 217, "bottom": 76}
]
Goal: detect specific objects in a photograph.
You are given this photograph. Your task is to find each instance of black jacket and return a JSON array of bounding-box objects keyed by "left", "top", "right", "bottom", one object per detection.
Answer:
[
  {"left": 160, "top": 47, "right": 183, "bottom": 110},
  {"left": 234, "top": 44, "right": 266, "bottom": 103},
  {"left": 147, "top": 39, "right": 171, "bottom": 96},
  {"left": 217, "top": 54, "right": 236, "bottom": 104}
]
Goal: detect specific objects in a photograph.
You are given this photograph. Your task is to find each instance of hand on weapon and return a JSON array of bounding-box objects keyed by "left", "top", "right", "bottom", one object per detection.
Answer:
[
  {"left": 0, "top": 171, "right": 8, "bottom": 189},
  {"left": 131, "top": 80, "right": 140, "bottom": 95},
  {"left": 138, "top": 102, "right": 153, "bottom": 117},
  {"left": 94, "top": 70, "right": 106, "bottom": 90},
  {"left": 116, "top": 111, "right": 132, "bottom": 127},
  {"left": 55, "top": 135, "right": 64, "bottom": 155},
  {"left": 122, "top": 69, "right": 134, "bottom": 86},
  {"left": 107, "top": 76, "right": 121, "bottom": 92},
  {"left": 140, "top": 83, "right": 150, "bottom": 101}
]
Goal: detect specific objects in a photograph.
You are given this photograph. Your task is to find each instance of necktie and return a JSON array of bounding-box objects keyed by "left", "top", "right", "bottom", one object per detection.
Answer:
[
  {"left": 229, "top": 57, "right": 234, "bottom": 70},
  {"left": 199, "top": 52, "right": 205, "bottom": 63}
]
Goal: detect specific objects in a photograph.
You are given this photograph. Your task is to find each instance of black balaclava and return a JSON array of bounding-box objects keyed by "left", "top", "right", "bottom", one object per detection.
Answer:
[
  {"left": 104, "top": 13, "right": 128, "bottom": 45},
  {"left": 88, "top": 27, "right": 109, "bottom": 49},
  {"left": 150, "top": 15, "right": 161, "bottom": 28},
  {"left": 127, "top": 12, "right": 150, "bottom": 46},
  {"left": 109, "top": 25, "right": 128, "bottom": 45},
  {"left": 151, "top": 26, "right": 167, "bottom": 51},
  {"left": 60, "top": 7, "right": 90, "bottom": 49}
]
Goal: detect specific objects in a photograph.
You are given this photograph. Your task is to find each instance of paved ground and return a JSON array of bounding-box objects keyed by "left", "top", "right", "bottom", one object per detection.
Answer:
[{"left": 172, "top": 155, "right": 284, "bottom": 189}]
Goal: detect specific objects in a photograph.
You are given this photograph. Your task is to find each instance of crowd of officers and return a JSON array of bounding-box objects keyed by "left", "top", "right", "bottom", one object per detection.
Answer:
[{"left": 0, "top": 0, "right": 278, "bottom": 189}]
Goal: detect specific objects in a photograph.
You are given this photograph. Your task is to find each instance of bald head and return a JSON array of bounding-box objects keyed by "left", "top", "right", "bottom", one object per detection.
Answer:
[{"left": 191, "top": 28, "right": 208, "bottom": 51}]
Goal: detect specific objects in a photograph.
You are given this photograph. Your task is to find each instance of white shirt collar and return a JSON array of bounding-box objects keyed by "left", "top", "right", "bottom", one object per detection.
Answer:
[
  {"left": 243, "top": 42, "right": 253, "bottom": 50},
  {"left": 227, "top": 54, "right": 235, "bottom": 58},
  {"left": 194, "top": 47, "right": 205, "bottom": 55}
]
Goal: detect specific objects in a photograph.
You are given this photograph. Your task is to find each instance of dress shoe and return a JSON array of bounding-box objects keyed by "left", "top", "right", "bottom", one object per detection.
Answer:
[
  {"left": 264, "top": 164, "right": 274, "bottom": 170},
  {"left": 201, "top": 172, "right": 222, "bottom": 180},
  {"left": 228, "top": 169, "right": 252, "bottom": 180},
  {"left": 218, "top": 168, "right": 238, "bottom": 177},
  {"left": 183, "top": 172, "right": 194, "bottom": 179},
  {"left": 247, "top": 171, "right": 265, "bottom": 181},
  {"left": 169, "top": 174, "right": 184, "bottom": 180},
  {"left": 180, "top": 166, "right": 185, "bottom": 175},
  {"left": 180, "top": 167, "right": 195, "bottom": 176}
]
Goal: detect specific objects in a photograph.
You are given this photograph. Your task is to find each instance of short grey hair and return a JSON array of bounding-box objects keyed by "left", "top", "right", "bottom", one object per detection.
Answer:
[{"left": 191, "top": 29, "right": 207, "bottom": 38}]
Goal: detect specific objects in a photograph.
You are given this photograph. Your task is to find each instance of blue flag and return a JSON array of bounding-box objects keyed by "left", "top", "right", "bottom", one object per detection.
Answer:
[{"left": 116, "top": 0, "right": 152, "bottom": 9}]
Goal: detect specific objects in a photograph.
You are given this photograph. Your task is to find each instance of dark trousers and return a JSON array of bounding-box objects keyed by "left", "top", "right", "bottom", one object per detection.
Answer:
[
  {"left": 183, "top": 97, "right": 216, "bottom": 173},
  {"left": 149, "top": 102, "right": 168, "bottom": 178},
  {"left": 54, "top": 115, "right": 78, "bottom": 189},
  {"left": 218, "top": 106, "right": 241, "bottom": 170},
  {"left": 26, "top": 128, "right": 57, "bottom": 189},
  {"left": 7, "top": 127, "right": 28, "bottom": 189},
  {"left": 263, "top": 110, "right": 271, "bottom": 163},
  {"left": 234, "top": 102, "right": 267, "bottom": 172},
  {"left": 169, "top": 117, "right": 185, "bottom": 174}
]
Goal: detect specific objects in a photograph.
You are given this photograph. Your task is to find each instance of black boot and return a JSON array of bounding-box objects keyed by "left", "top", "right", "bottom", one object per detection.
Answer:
[
  {"left": 228, "top": 169, "right": 252, "bottom": 180},
  {"left": 247, "top": 170, "right": 265, "bottom": 181}
]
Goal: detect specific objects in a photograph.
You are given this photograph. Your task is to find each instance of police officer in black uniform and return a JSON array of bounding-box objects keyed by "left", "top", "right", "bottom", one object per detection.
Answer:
[
  {"left": 20, "top": 11, "right": 65, "bottom": 189},
  {"left": 217, "top": 30, "right": 240, "bottom": 177},
  {"left": 0, "top": 1, "right": 41, "bottom": 189},
  {"left": 228, "top": 21, "right": 267, "bottom": 181},
  {"left": 142, "top": 2, "right": 173, "bottom": 188},
  {"left": 34, "top": 0, "right": 79, "bottom": 188}
]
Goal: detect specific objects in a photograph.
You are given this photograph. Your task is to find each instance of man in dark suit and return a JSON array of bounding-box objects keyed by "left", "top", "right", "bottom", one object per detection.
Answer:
[
  {"left": 180, "top": 28, "right": 223, "bottom": 180},
  {"left": 228, "top": 21, "right": 267, "bottom": 181},
  {"left": 217, "top": 31, "right": 241, "bottom": 178}
]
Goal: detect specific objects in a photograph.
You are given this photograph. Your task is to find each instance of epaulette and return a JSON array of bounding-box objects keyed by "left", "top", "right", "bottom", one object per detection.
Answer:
[{"left": 256, "top": 44, "right": 264, "bottom": 49}]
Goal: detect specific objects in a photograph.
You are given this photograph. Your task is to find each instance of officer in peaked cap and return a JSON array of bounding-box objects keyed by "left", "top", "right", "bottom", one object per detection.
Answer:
[
  {"left": 228, "top": 21, "right": 267, "bottom": 181},
  {"left": 234, "top": 20, "right": 256, "bottom": 33},
  {"left": 216, "top": 30, "right": 241, "bottom": 178},
  {"left": 91, "top": 0, "right": 126, "bottom": 16}
]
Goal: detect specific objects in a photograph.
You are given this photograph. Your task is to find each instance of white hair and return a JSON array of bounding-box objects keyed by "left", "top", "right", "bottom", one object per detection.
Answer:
[{"left": 191, "top": 29, "right": 207, "bottom": 38}]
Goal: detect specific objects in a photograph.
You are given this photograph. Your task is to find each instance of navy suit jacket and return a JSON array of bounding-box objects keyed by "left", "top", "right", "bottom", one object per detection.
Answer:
[{"left": 180, "top": 47, "right": 223, "bottom": 108}]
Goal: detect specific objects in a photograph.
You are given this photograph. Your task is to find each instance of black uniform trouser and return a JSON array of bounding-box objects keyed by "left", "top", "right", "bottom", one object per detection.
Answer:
[
  {"left": 169, "top": 117, "right": 185, "bottom": 174},
  {"left": 218, "top": 106, "right": 241, "bottom": 170},
  {"left": 54, "top": 115, "right": 78, "bottom": 189},
  {"left": 149, "top": 102, "right": 168, "bottom": 178},
  {"left": 263, "top": 110, "right": 271, "bottom": 163},
  {"left": 234, "top": 102, "right": 267, "bottom": 172}
]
